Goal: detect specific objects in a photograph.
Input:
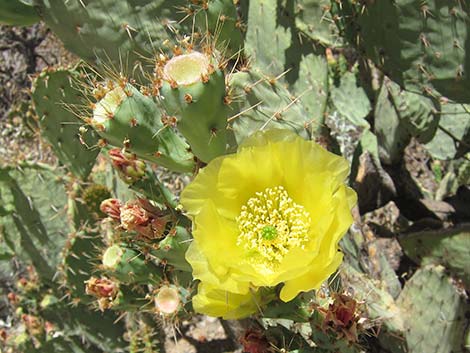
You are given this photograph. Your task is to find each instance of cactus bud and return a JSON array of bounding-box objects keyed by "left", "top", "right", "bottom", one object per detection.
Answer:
[
  {"left": 318, "top": 293, "right": 361, "bottom": 342},
  {"left": 120, "top": 202, "right": 149, "bottom": 231},
  {"left": 109, "top": 148, "right": 146, "bottom": 184},
  {"left": 21, "top": 314, "right": 43, "bottom": 337},
  {"left": 120, "top": 199, "right": 171, "bottom": 240},
  {"left": 85, "top": 276, "right": 119, "bottom": 311},
  {"left": 240, "top": 329, "right": 270, "bottom": 353},
  {"left": 100, "top": 198, "right": 122, "bottom": 221}
]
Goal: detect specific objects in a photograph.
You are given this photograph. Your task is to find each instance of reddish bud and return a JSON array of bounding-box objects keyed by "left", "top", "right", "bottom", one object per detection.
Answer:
[
  {"left": 85, "top": 277, "right": 119, "bottom": 311},
  {"left": 240, "top": 329, "right": 271, "bottom": 353},
  {"left": 109, "top": 148, "right": 146, "bottom": 184},
  {"left": 319, "top": 293, "right": 360, "bottom": 342},
  {"left": 100, "top": 198, "right": 122, "bottom": 221}
]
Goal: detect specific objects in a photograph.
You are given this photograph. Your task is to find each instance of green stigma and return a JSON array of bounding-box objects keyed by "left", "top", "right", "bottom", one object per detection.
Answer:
[{"left": 261, "top": 225, "right": 278, "bottom": 240}]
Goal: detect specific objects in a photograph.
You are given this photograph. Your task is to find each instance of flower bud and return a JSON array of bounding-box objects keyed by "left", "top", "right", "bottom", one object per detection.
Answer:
[
  {"left": 100, "top": 198, "right": 122, "bottom": 221},
  {"left": 120, "top": 202, "right": 149, "bottom": 231},
  {"left": 85, "top": 277, "right": 119, "bottom": 311},
  {"left": 320, "top": 293, "right": 360, "bottom": 342},
  {"left": 120, "top": 199, "right": 171, "bottom": 240},
  {"left": 109, "top": 148, "right": 146, "bottom": 184}
]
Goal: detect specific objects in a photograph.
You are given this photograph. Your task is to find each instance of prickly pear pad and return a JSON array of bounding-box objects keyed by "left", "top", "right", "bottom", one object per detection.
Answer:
[
  {"left": 92, "top": 84, "right": 194, "bottom": 172},
  {"left": 181, "top": 129, "right": 357, "bottom": 318},
  {"left": 159, "top": 52, "right": 229, "bottom": 163}
]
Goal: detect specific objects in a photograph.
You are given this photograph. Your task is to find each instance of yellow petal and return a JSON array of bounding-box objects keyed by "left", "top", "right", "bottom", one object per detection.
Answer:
[
  {"left": 278, "top": 185, "right": 355, "bottom": 301},
  {"left": 181, "top": 129, "right": 358, "bottom": 316},
  {"left": 180, "top": 155, "right": 220, "bottom": 216},
  {"left": 192, "top": 283, "right": 261, "bottom": 319},
  {"left": 279, "top": 252, "right": 343, "bottom": 302},
  {"left": 238, "top": 128, "right": 299, "bottom": 149},
  {"left": 217, "top": 143, "right": 283, "bottom": 208},
  {"left": 186, "top": 236, "right": 250, "bottom": 295}
]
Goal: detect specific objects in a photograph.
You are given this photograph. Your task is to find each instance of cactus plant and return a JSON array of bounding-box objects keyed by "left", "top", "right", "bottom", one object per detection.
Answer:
[
  {"left": 32, "top": 66, "right": 100, "bottom": 179},
  {"left": 90, "top": 82, "right": 195, "bottom": 172},
  {"left": 2, "top": 0, "right": 470, "bottom": 352},
  {"left": 0, "top": 0, "right": 40, "bottom": 26},
  {"left": 397, "top": 265, "right": 468, "bottom": 353},
  {"left": 400, "top": 225, "right": 470, "bottom": 287},
  {"left": 332, "top": 0, "right": 470, "bottom": 103},
  {"left": 158, "top": 51, "right": 230, "bottom": 162},
  {"left": 0, "top": 164, "right": 68, "bottom": 282}
]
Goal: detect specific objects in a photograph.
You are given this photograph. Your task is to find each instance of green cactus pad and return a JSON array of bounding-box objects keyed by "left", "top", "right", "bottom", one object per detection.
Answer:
[
  {"left": 330, "top": 71, "right": 371, "bottom": 128},
  {"left": 374, "top": 79, "right": 439, "bottom": 164},
  {"left": 400, "top": 225, "right": 470, "bottom": 287},
  {"left": 40, "top": 294, "right": 128, "bottom": 351},
  {"left": 0, "top": 0, "right": 40, "bottom": 26},
  {"left": 226, "top": 0, "right": 331, "bottom": 142},
  {"left": 32, "top": 67, "right": 100, "bottom": 179},
  {"left": 425, "top": 102, "right": 470, "bottom": 160},
  {"left": 0, "top": 164, "right": 68, "bottom": 282},
  {"left": 227, "top": 71, "right": 313, "bottom": 146},
  {"left": 333, "top": 0, "right": 470, "bottom": 103},
  {"left": 92, "top": 84, "right": 194, "bottom": 172},
  {"left": 192, "top": 0, "right": 244, "bottom": 56},
  {"left": 61, "top": 231, "right": 105, "bottom": 302},
  {"left": 294, "top": 0, "right": 338, "bottom": 46},
  {"left": 159, "top": 52, "right": 229, "bottom": 163},
  {"left": 397, "top": 265, "right": 468, "bottom": 353},
  {"left": 102, "top": 244, "right": 163, "bottom": 284},
  {"left": 242, "top": 0, "right": 330, "bottom": 137},
  {"left": 33, "top": 0, "right": 191, "bottom": 75},
  {"left": 110, "top": 285, "right": 150, "bottom": 312},
  {"left": 243, "top": 0, "right": 290, "bottom": 74},
  {"left": 150, "top": 225, "right": 192, "bottom": 272}
]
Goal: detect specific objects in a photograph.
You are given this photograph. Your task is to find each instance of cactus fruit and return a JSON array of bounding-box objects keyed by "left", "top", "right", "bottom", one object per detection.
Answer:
[
  {"left": 90, "top": 82, "right": 194, "bottom": 172},
  {"left": 31, "top": 67, "right": 100, "bottom": 179},
  {"left": 157, "top": 51, "right": 230, "bottom": 162}
]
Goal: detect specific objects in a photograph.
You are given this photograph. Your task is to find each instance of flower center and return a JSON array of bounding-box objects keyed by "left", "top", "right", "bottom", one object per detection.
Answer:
[
  {"left": 261, "top": 225, "right": 278, "bottom": 240},
  {"left": 236, "top": 186, "right": 311, "bottom": 265}
]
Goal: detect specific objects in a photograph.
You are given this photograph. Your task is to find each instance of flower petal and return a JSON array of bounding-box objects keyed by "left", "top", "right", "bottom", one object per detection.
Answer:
[
  {"left": 192, "top": 283, "right": 261, "bottom": 319},
  {"left": 186, "top": 241, "right": 251, "bottom": 295},
  {"left": 180, "top": 156, "right": 222, "bottom": 215},
  {"left": 279, "top": 185, "right": 356, "bottom": 302},
  {"left": 279, "top": 252, "right": 343, "bottom": 302}
]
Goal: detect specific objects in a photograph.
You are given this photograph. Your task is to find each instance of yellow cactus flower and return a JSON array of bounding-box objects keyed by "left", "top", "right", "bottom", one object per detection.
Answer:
[{"left": 181, "top": 129, "right": 357, "bottom": 318}]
